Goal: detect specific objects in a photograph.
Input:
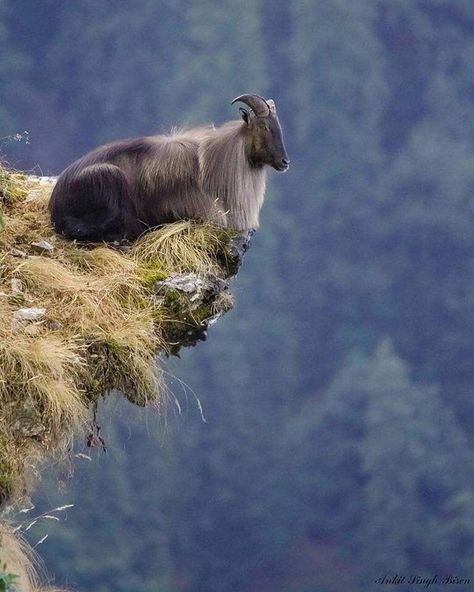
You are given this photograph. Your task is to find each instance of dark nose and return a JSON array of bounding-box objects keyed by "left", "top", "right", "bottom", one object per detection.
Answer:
[{"left": 282, "top": 158, "right": 290, "bottom": 166}]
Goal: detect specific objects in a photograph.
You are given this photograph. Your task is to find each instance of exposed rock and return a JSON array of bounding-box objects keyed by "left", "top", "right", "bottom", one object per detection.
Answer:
[
  {"left": 10, "top": 279, "right": 23, "bottom": 295},
  {"left": 31, "top": 240, "right": 54, "bottom": 254},
  {"left": 10, "top": 398, "right": 46, "bottom": 438},
  {"left": 223, "top": 229, "right": 256, "bottom": 276},
  {"left": 155, "top": 272, "right": 228, "bottom": 299},
  {"left": 25, "top": 189, "right": 43, "bottom": 202},
  {"left": 10, "top": 248, "right": 27, "bottom": 258},
  {"left": 154, "top": 272, "right": 233, "bottom": 354},
  {"left": 28, "top": 175, "right": 57, "bottom": 187},
  {"left": 13, "top": 307, "right": 46, "bottom": 322}
]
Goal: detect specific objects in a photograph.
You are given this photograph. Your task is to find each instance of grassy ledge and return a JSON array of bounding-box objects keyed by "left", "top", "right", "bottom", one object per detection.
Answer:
[{"left": 0, "top": 165, "right": 238, "bottom": 508}]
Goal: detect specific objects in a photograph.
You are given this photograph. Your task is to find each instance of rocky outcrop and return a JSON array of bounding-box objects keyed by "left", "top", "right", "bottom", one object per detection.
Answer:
[{"left": 0, "top": 171, "right": 254, "bottom": 510}]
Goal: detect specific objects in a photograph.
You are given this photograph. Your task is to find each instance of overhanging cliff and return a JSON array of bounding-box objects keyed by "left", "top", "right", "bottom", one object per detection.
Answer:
[{"left": 0, "top": 166, "right": 245, "bottom": 509}]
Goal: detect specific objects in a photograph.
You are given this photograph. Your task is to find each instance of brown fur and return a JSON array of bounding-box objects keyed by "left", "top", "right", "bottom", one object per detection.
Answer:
[{"left": 49, "top": 96, "right": 288, "bottom": 242}]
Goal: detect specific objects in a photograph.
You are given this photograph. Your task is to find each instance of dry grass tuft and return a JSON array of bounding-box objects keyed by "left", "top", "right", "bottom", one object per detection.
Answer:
[
  {"left": 0, "top": 523, "right": 70, "bottom": 591},
  {"left": 0, "top": 165, "right": 31, "bottom": 203},
  {"left": 135, "top": 220, "right": 234, "bottom": 275},
  {"left": 0, "top": 166, "right": 236, "bottom": 506},
  {"left": 0, "top": 524, "right": 40, "bottom": 592}
]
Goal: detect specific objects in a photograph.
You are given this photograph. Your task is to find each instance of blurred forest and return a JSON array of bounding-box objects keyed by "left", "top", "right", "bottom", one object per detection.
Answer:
[{"left": 3, "top": 0, "right": 474, "bottom": 591}]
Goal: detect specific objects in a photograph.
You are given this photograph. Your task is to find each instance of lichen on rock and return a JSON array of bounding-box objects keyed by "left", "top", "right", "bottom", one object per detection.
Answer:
[{"left": 155, "top": 271, "right": 234, "bottom": 354}]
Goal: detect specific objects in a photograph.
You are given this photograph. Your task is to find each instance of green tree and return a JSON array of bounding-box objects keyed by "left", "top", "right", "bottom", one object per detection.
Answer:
[
  {"left": 361, "top": 342, "right": 474, "bottom": 590},
  {"left": 34, "top": 414, "right": 171, "bottom": 592},
  {"left": 285, "top": 342, "right": 474, "bottom": 591},
  {"left": 281, "top": 0, "right": 389, "bottom": 390}
]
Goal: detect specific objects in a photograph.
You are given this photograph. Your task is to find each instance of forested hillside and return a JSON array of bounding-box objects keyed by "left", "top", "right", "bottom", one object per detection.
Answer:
[{"left": 2, "top": 1, "right": 474, "bottom": 591}]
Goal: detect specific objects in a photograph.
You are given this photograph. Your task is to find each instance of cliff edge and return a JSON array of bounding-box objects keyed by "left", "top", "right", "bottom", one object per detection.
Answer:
[{"left": 0, "top": 166, "right": 243, "bottom": 510}]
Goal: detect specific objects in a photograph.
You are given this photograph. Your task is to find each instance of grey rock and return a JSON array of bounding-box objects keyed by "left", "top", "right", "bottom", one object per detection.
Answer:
[
  {"left": 10, "top": 279, "right": 23, "bottom": 295},
  {"left": 10, "top": 248, "right": 27, "bottom": 258},
  {"left": 25, "top": 189, "right": 43, "bottom": 202},
  {"left": 207, "top": 311, "right": 227, "bottom": 326},
  {"left": 154, "top": 272, "right": 232, "bottom": 355},
  {"left": 155, "top": 273, "right": 205, "bottom": 295},
  {"left": 27, "top": 175, "right": 57, "bottom": 187},
  {"left": 228, "top": 229, "right": 256, "bottom": 274},
  {"left": 13, "top": 307, "right": 46, "bottom": 322},
  {"left": 10, "top": 398, "right": 45, "bottom": 438},
  {"left": 31, "top": 240, "right": 54, "bottom": 254},
  {"left": 154, "top": 272, "right": 228, "bottom": 306}
]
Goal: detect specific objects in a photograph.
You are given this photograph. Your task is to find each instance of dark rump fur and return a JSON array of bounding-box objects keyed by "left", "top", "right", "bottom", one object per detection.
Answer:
[{"left": 53, "top": 163, "right": 138, "bottom": 241}]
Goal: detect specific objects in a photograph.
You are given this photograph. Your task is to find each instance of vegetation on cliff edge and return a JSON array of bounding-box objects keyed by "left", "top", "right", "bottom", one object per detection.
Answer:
[{"left": 0, "top": 164, "right": 236, "bottom": 509}]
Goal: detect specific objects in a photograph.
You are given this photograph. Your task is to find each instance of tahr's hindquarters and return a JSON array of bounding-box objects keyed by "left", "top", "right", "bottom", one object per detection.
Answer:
[{"left": 49, "top": 163, "right": 141, "bottom": 241}]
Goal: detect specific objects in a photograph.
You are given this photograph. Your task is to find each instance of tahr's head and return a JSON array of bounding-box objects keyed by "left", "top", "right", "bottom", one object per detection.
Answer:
[{"left": 232, "top": 94, "right": 290, "bottom": 172}]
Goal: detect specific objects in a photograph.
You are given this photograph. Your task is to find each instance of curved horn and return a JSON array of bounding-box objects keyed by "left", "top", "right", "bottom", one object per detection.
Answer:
[{"left": 232, "top": 94, "right": 270, "bottom": 117}]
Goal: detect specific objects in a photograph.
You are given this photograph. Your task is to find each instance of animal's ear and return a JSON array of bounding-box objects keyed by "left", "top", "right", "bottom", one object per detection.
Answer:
[{"left": 239, "top": 107, "right": 250, "bottom": 125}]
